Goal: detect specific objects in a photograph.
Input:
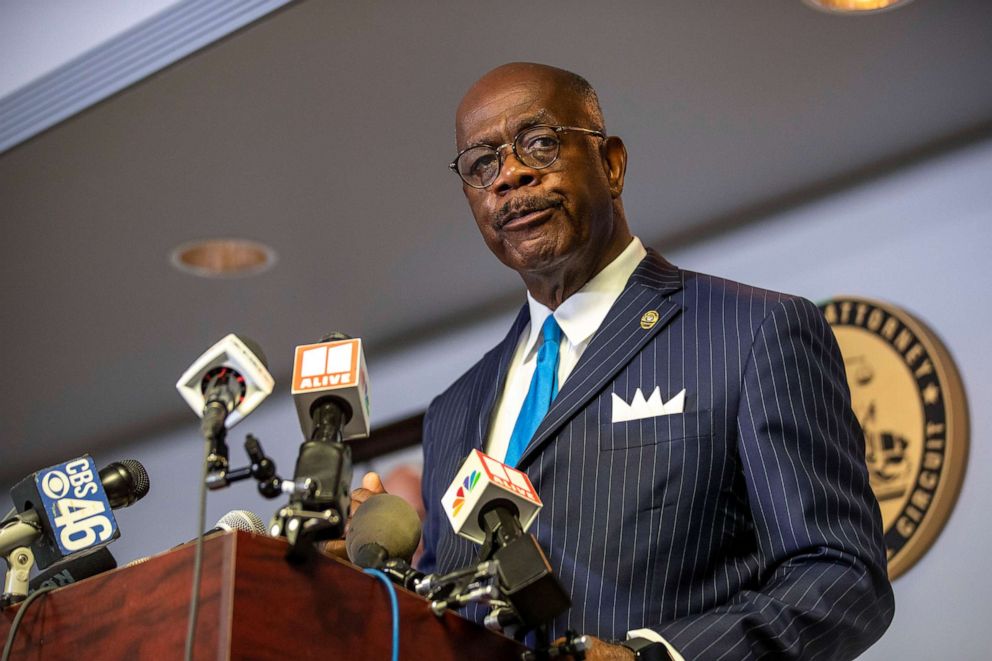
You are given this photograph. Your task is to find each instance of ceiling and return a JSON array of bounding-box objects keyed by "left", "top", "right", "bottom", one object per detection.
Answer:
[{"left": 1, "top": 0, "right": 991, "bottom": 484}]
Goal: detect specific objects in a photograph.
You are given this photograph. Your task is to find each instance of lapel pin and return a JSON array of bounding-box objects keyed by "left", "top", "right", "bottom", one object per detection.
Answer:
[{"left": 640, "top": 310, "right": 660, "bottom": 329}]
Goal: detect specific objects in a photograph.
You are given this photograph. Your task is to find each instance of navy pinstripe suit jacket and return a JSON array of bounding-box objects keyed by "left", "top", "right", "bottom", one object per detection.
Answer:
[{"left": 419, "top": 250, "right": 894, "bottom": 660}]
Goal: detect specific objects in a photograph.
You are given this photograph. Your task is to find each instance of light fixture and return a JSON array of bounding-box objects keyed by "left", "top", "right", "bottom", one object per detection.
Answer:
[
  {"left": 803, "top": 0, "right": 914, "bottom": 14},
  {"left": 170, "top": 238, "right": 277, "bottom": 278}
]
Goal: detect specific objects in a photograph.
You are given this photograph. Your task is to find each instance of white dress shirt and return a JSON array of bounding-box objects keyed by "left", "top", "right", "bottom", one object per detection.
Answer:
[{"left": 484, "top": 236, "right": 646, "bottom": 460}]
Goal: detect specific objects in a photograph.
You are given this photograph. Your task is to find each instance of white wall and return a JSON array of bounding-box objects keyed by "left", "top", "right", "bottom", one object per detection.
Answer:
[{"left": 4, "top": 136, "right": 989, "bottom": 658}]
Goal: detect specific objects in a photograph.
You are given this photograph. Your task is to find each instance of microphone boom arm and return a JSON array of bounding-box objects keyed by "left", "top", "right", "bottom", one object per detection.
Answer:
[{"left": 207, "top": 434, "right": 285, "bottom": 499}]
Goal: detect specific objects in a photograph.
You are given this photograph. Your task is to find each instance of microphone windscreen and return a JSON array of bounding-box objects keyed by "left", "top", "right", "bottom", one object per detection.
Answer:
[
  {"left": 346, "top": 494, "right": 421, "bottom": 565},
  {"left": 99, "top": 459, "right": 151, "bottom": 508},
  {"left": 119, "top": 459, "right": 151, "bottom": 500},
  {"left": 215, "top": 509, "right": 266, "bottom": 534}
]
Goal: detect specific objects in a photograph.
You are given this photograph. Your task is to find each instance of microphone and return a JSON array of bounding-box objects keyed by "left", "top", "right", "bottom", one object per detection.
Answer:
[
  {"left": 5, "top": 457, "right": 149, "bottom": 575},
  {"left": 440, "top": 450, "right": 569, "bottom": 629},
  {"left": 347, "top": 494, "right": 421, "bottom": 564},
  {"left": 290, "top": 333, "right": 370, "bottom": 442},
  {"left": 129, "top": 509, "right": 267, "bottom": 567},
  {"left": 212, "top": 509, "right": 266, "bottom": 535},
  {"left": 29, "top": 546, "right": 117, "bottom": 593},
  {"left": 475, "top": 499, "right": 571, "bottom": 628},
  {"left": 99, "top": 460, "right": 152, "bottom": 509},
  {"left": 441, "top": 449, "right": 542, "bottom": 545},
  {"left": 346, "top": 494, "right": 424, "bottom": 590},
  {"left": 176, "top": 334, "right": 274, "bottom": 440},
  {"left": 274, "top": 333, "right": 370, "bottom": 548}
]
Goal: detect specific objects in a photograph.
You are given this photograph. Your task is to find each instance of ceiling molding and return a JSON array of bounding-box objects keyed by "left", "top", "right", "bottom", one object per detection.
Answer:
[{"left": 0, "top": 0, "right": 295, "bottom": 155}]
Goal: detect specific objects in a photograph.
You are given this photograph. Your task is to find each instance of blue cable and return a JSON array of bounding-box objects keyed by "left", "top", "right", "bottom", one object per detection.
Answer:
[{"left": 363, "top": 568, "right": 399, "bottom": 661}]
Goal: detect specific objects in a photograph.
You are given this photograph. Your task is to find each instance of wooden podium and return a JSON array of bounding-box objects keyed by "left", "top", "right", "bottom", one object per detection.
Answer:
[{"left": 0, "top": 531, "right": 526, "bottom": 660}]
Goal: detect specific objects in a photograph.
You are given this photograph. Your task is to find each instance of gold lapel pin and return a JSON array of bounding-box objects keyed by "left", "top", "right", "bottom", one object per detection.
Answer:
[{"left": 640, "top": 310, "right": 660, "bottom": 329}]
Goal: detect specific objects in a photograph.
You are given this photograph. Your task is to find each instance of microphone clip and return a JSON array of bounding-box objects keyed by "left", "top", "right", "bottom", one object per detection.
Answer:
[
  {"left": 0, "top": 513, "right": 41, "bottom": 607},
  {"left": 2, "top": 545, "right": 35, "bottom": 608},
  {"left": 1, "top": 511, "right": 43, "bottom": 605},
  {"left": 269, "top": 505, "right": 344, "bottom": 563},
  {"left": 206, "top": 434, "right": 286, "bottom": 499}
]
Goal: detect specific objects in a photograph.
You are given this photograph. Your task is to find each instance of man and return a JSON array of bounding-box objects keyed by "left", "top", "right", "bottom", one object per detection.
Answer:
[{"left": 364, "top": 62, "right": 894, "bottom": 659}]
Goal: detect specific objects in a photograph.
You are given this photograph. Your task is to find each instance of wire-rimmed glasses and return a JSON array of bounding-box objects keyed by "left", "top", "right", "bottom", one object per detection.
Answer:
[{"left": 450, "top": 124, "right": 605, "bottom": 189}]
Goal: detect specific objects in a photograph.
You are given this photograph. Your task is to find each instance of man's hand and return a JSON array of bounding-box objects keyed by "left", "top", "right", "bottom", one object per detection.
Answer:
[
  {"left": 321, "top": 472, "right": 387, "bottom": 559},
  {"left": 554, "top": 636, "right": 635, "bottom": 660}
]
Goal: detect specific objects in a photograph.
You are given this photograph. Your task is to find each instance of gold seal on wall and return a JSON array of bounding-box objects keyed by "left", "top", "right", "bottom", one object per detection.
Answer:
[{"left": 819, "top": 296, "right": 969, "bottom": 580}]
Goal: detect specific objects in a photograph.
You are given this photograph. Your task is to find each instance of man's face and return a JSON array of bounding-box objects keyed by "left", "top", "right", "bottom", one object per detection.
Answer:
[{"left": 455, "top": 72, "right": 620, "bottom": 280}]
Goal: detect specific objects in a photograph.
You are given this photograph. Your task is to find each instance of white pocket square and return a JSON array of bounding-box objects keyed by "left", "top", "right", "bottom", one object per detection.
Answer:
[{"left": 611, "top": 387, "right": 686, "bottom": 423}]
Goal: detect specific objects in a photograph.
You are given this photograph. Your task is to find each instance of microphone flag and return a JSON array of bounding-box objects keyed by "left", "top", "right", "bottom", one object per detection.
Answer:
[
  {"left": 441, "top": 449, "right": 542, "bottom": 544},
  {"left": 291, "top": 337, "right": 370, "bottom": 441}
]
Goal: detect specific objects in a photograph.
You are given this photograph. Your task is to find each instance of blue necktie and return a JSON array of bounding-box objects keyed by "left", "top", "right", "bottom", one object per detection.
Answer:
[{"left": 504, "top": 315, "right": 562, "bottom": 467}]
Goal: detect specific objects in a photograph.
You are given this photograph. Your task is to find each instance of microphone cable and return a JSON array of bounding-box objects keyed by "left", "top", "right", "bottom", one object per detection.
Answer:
[
  {"left": 183, "top": 439, "right": 211, "bottom": 661},
  {"left": 1, "top": 585, "right": 55, "bottom": 661},
  {"left": 363, "top": 568, "right": 400, "bottom": 661}
]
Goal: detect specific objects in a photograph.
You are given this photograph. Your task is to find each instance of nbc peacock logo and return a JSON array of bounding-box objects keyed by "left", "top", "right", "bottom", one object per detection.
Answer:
[{"left": 451, "top": 470, "right": 481, "bottom": 517}]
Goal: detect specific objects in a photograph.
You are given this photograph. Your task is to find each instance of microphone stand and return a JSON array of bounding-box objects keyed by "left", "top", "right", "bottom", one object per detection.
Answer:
[{"left": 270, "top": 397, "right": 354, "bottom": 562}]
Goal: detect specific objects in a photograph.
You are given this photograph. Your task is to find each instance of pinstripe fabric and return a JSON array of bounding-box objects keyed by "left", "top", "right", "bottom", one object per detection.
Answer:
[{"left": 419, "top": 250, "right": 894, "bottom": 660}]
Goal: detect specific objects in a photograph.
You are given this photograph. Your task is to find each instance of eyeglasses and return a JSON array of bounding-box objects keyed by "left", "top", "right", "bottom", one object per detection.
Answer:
[{"left": 450, "top": 124, "right": 605, "bottom": 189}]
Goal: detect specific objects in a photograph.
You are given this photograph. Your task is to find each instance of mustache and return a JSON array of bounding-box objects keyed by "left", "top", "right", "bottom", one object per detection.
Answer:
[{"left": 495, "top": 196, "right": 563, "bottom": 228}]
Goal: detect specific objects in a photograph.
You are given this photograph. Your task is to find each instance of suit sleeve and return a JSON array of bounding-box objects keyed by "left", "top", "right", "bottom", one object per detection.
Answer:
[
  {"left": 417, "top": 401, "right": 440, "bottom": 574},
  {"left": 650, "top": 297, "right": 894, "bottom": 660}
]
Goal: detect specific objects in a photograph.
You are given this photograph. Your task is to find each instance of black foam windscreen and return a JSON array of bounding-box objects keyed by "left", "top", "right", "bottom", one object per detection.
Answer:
[{"left": 346, "top": 494, "right": 421, "bottom": 565}]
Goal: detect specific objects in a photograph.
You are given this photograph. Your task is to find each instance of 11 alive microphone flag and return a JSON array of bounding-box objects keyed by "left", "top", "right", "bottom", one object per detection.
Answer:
[
  {"left": 442, "top": 449, "right": 542, "bottom": 545},
  {"left": 291, "top": 337, "right": 370, "bottom": 440}
]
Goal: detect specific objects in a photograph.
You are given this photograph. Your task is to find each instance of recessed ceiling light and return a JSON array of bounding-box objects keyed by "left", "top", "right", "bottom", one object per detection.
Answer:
[
  {"left": 170, "top": 238, "right": 277, "bottom": 278},
  {"left": 803, "top": 0, "right": 914, "bottom": 14}
]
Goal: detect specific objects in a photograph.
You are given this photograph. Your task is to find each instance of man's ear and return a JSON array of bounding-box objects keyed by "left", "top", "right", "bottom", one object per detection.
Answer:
[{"left": 602, "top": 136, "right": 627, "bottom": 198}]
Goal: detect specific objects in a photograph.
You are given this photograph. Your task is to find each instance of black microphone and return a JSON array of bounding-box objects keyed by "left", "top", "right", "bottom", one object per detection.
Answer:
[
  {"left": 99, "top": 460, "right": 151, "bottom": 509},
  {"left": 275, "top": 332, "right": 369, "bottom": 547},
  {"left": 3, "top": 458, "right": 149, "bottom": 605},
  {"left": 291, "top": 331, "right": 370, "bottom": 443},
  {"left": 477, "top": 499, "right": 571, "bottom": 629},
  {"left": 346, "top": 494, "right": 423, "bottom": 590},
  {"left": 29, "top": 546, "right": 117, "bottom": 593},
  {"left": 438, "top": 450, "right": 568, "bottom": 629},
  {"left": 7, "top": 457, "right": 151, "bottom": 570}
]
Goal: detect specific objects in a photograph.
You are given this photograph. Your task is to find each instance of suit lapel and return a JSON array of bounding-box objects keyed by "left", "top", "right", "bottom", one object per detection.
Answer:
[
  {"left": 462, "top": 304, "right": 530, "bottom": 454},
  {"left": 517, "top": 250, "right": 684, "bottom": 467}
]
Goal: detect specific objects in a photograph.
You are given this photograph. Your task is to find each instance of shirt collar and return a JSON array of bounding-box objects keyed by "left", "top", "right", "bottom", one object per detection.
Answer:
[{"left": 522, "top": 236, "right": 647, "bottom": 358}]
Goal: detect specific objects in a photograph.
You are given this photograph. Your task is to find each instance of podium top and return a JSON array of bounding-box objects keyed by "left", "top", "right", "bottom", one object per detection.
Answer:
[{"left": 1, "top": 530, "right": 527, "bottom": 661}]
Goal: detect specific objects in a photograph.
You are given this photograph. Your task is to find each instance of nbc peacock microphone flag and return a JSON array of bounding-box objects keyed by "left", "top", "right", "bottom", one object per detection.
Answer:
[{"left": 441, "top": 449, "right": 542, "bottom": 544}]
